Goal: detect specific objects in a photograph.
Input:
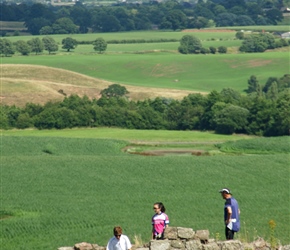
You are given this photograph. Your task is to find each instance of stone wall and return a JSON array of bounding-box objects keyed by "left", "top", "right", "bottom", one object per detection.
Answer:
[{"left": 58, "top": 226, "right": 290, "bottom": 250}]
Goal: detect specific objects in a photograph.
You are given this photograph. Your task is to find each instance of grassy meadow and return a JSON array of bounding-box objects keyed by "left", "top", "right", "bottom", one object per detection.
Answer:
[
  {"left": 2, "top": 51, "right": 288, "bottom": 93},
  {"left": 0, "top": 129, "right": 289, "bottom": 250},
  {"left": 1, "top": 29, "right": 289, "bottom": 95}
]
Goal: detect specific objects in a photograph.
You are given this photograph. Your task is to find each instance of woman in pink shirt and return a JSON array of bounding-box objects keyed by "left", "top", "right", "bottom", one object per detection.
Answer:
[{"left": 152, "top": 202, "right": 169, "bottom": 240}]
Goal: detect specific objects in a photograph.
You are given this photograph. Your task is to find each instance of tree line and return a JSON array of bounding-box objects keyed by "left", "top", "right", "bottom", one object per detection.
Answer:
[
  {"left": 1, "top": 75, "right": 289, "bottom": 136},
  {"left": 1, "top": 32, "right": 289, "bottom": 57},
  {"left": 0, "top": 36, "right": 108, "bottom": 56},
  {"left": 0, "top": 0, "right": 285, "bottom": 35}
]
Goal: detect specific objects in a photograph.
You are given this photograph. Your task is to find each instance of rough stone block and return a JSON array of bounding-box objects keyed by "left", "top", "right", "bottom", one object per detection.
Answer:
[
  {"left": 150, "top": 240, "right": 171, "bottom": 250},
  {"left": 194, "top": 230, "right": 209, "bottom": 241},
  {"left": 186, "top": 240, "right": 203, "bottom": 250},
  {"left": 218, "top": 240, "right": 244, "bottom": 250},
  {"left": 202, "top": 242, "right": 220, "bottom": 250},
  {"left": 74, "top": 242, "right": 99, "bottom": 250},
  {"left": 58, "top": 247, "right": 74, "bottom": 250},
  {"left": 171, "top": 240, "right": 185, "bottom": 249},
  {"left": 178, "top": 227, "right": 195, "bottom": 239},
  {"left": 252, "top": 238, "right": 271, "bottom": 249},
  {"left": 282, "top": 245, "right": 290, "bottom": 250},
  {"left": 165, "top": 227, "right": 178, "bottom": 240}
]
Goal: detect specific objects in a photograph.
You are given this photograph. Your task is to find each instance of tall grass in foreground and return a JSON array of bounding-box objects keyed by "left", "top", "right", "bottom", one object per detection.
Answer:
[{"left": 1, "top": 136, "right": 289, "bottom": 249}]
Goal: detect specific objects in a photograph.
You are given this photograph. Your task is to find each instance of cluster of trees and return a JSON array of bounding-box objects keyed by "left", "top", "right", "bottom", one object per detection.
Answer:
[
  {"left": 0, "top": 37, "right": 108, "bottom": 56},
  {"left": 239, "top": 32, "right": 290, "bottom": 52},
  {"left": 178, "top": 34, "right": 227, "bottom": 54},
  {"left": 0, "top": 0, "right": 286, "bottom": 35},
  {"left": 1, "top": 75, "right": 289, "bottom": 136}
]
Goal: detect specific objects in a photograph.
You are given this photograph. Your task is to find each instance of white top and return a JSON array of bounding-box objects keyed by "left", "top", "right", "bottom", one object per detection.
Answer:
[{"left": 106, "top": 235, "right": 132, "bottom": 250}]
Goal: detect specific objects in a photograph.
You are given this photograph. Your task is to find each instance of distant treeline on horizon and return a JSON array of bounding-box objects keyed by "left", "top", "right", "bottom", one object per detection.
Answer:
[{"left": 0, "top": 0, "right": 287, "bottom": 35}]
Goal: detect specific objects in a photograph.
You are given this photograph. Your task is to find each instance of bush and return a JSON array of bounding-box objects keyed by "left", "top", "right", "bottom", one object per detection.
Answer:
[{"left": 218, "top": 46, "right": 227, "bottom": 54}]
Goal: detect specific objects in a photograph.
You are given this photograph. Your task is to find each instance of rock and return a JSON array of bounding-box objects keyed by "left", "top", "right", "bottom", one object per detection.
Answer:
[
  {"left": 150, "top": 239, "right": 171, "bottom": 250},
  {"left": 177, "top": 227, "right": 195, "bottom": 239},
  {"left": 171, "top": 240, "right": 185, "bottom": 249},
  {"left": 74, "top": 242, "right": 99, "bottom": 250},
  {"left": 58, "top": 247, "right": 74, "bottom": 250},
  {"left": 252, "top": 238, "right": 271, "bottom": 250},
  {"left": 165, "top": 227, "right": 178, "bottom": 240},
  {"left": 281, "top": 245, "right": 290, "bottom": 250},
  {"left": 218, "top": 240, "right": 244, "bottom": 250},
  {"left": 203, "top": 242, "right": 220, "bottom": 250},
  {"left": 194, "top": 230, "right": 209, "bottom": 242},
  {"left": 185, "top": 240, "right": 203, "bottom": 250}
]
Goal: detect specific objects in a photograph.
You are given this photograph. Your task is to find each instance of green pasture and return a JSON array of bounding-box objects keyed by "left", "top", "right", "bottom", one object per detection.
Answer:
[
  {"left": 1, "top": 134, "right": 289, "bottom": 250},
  {"left": 0, "top": 128, "right": 253, "bottom": 142},
  {"left": 2, "top": 51, "right": 288, "bottom": 92},
  {"left": 215, "top": 25, "right": 289, "bottom": 32},
  {"left": 69, "top": 39, "right": 242, "bottom": 54},
  {"left": 5, "top": 30, "right": 237, "bottom": 43}
]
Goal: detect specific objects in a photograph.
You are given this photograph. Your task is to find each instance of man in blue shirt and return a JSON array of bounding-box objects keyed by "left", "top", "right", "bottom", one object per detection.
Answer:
[{"left": 219, "top": 188, "right": 240, "bottom": 240}]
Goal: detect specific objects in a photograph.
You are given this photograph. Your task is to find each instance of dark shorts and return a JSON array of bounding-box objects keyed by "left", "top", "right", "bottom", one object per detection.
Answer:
[{"left": 225, "top": 227, "right": 235, "bottom": 240}]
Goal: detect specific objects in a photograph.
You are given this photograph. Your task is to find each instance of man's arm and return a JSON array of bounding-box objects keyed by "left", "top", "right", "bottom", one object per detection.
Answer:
[{"left": 225, "top": 206, "right": 232, "bottom": 225}]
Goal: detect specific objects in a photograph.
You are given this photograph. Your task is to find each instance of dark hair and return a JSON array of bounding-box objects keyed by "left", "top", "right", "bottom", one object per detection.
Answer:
[{"left": 154, "top": 202, "right": 166, "bottom": 213}]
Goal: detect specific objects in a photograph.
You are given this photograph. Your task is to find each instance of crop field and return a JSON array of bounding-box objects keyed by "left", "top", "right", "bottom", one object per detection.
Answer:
[{"left": 0, "top": 131, "right": 289, "bottom": 250}]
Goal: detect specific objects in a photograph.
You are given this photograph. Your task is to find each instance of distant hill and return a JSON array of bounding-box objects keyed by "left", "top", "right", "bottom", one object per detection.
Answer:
[{"left": 1, "top": 64, "right": 198, "bottom": 107}]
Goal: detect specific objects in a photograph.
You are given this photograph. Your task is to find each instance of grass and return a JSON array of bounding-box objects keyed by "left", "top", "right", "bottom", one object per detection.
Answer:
[
  {"left": 2, "top": 51, "right": 288, "bottom": 93},
  {"left": 0, "top": 132, "right": 289, "bottom": 250},
  {"left": 217, "top": 136, "right": 290, "bottom": 154},
  {"left": 0, "top": 128, "right": 253, "bottom": 141}
]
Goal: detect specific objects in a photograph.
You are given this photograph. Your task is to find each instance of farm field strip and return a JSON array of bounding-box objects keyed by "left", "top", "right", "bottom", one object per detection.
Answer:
[
  {"left": 0, "top": 128, "right": 254, "bottom": 142},
  {"left": 1, "top": 135, "right": 289, "bottom": 250}
]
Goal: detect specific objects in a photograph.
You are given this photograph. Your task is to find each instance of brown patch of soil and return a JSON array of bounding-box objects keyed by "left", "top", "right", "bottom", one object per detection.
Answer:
[{"left": 125, "top": 148, "right": 207, "bottom": 156}]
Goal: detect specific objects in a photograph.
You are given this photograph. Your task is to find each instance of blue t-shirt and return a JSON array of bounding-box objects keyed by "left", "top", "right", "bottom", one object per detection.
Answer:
[{"left": 224, "top": 197, "right": 240, "bottom": 232}]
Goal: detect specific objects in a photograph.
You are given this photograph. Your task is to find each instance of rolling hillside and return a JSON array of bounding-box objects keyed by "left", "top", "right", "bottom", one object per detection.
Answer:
[{"left": 1, "top": 64, "right": 201, "bottom": 106}]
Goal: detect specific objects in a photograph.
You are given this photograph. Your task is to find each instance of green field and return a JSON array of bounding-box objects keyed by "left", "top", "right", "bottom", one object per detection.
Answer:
[
  {"left": 5, "top": 30, "right": 237, "bottom": 43},
  {"left": 2, "top": 51, "right": 288, "bottom": 92},
  {"left": 2, "top": 29, "right": 289, "bottom": 94},
  {"left": 1, "top": 129, "right": 289, "bottom": 249}
]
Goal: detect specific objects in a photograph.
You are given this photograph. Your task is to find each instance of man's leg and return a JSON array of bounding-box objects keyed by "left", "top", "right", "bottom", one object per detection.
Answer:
[{"left": 225, "top": 227, "right": 235, "bottom": 240}]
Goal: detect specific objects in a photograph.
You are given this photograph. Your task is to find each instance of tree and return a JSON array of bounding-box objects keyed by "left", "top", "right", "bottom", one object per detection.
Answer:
[
  {"left": 160, "top": 10, "right": 187, "bottom": 30},
  {"left": 27, "top": 38, "right": 44, "bottom": 55},
  {"left": 265, "top": 8, "right": 283, "bottom": 24},
  {"left": 239, "top": 33, "right": 276, "bottom": 53},
  {"left": 42, "top": 36, "right": 58, "bottom": 54},
  {"left": 247, "top": 75, "right": 261, "bottom": 94},
  {"left": 235, "top": 31, "right": 245, "bottom": 40},
  {"left": 213, "top": 104, "right": 249, "bottom": 134},
  {"left": 215, "top": 13, "right": 237, "bottom": 26},
  {"left": 15, "top": 40, "right": 31, "bottom": 55},
  {"left": 218, "top": 46, "right": 227, "bottom": 53},
  {"left": 100, "top": 84, "right": 129, "bottom": 98},
  {"left": 0, "top": 38, "right": 15, "bottom": 56},
  {"left": 178, "top": 35, "right": 202, "bottom": 54},
  {"left": 209, "top": 46, "right": 216, "bottom": 54},
  {"left": 62, "top": 37, "right": 78, "bottom": 52},
  {"left": 25, "top": 17, "right": 51, "bottom": 35},
  {"left": 93, "top": 37, "right": 107, "bottom": 54},
  {"left": 39, "top": 26, "right": 53, "bottom": 35},
  {"left": 52, "top": 17, "right": 78, "bottom": 34}
]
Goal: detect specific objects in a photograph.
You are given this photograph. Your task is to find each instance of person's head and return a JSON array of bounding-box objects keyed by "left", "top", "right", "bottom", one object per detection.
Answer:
[
  {"left": 113, "top": 226, "right": 122, "bottom": 240},
  {"left": 153, "top": 202, "right": 166, "bottom": 214},
  {"left": 219, "top": 188, "right": 232, "bottom": 199}
]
